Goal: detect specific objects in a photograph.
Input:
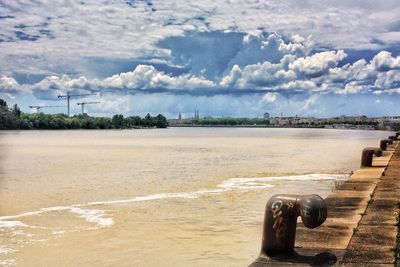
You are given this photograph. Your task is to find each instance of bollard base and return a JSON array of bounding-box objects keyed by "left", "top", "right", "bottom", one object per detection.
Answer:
[{"left": 249, "top": 249, "right": 338, "bottom": 266}]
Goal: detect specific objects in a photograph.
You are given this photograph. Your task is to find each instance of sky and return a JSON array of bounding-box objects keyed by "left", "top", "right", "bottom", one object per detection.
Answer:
[{"left": 1, "top": 0, "right": 400, "bottom": 118}]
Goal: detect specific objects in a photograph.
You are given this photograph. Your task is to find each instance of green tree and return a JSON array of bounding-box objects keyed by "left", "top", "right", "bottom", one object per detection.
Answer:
[
  {"left": 112, "top": 114, "right": 124, "bottom": 129},
  {"left": 155, "top": 114, "right": 168, "bottom": 128},
  {"left": 0, "top": 98, "right": 169, "bottom": 130},
  {"left": 124, "top": 116, "right": 141, "bottom": 128},
  {"left": 0, "top": 98, "right": 7, "bottom": 110},
  {"left": 12, "top": 104, "right": 21, "bottom": 117},
  {"left": 142, "top": 113, "right": 153, "bottom": 127}
]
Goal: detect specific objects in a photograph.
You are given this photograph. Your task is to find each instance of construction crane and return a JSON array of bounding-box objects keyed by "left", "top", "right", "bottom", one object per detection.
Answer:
[
  {"left": 76, "top": 101, "right": 100, "bottom": 115},
  {"left": 29, "top": 105, "right": 64, "bottom": 113},
  {"left": 57, "top": 92, "right": 96, "bottom": 116}
]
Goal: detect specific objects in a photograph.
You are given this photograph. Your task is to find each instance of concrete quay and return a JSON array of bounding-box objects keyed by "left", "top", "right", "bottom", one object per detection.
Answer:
[{"left": 251, "top": 141, "right": 400, "bottom": 266}]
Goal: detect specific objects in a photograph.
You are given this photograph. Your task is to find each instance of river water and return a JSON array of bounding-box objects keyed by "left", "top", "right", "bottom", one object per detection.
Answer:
[{"left": 0, "top": 128, "right": 392, "bottom": 266}]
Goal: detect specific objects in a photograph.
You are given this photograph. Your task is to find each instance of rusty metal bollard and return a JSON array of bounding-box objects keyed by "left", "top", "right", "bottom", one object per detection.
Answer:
[
  {"left": 250, "top": 195, "right": 337, "bottom": 267},
  {"left": 261, "top": 194, "right": 327, "bottom": 254},
  {"left": 250, "top": 194, "right": 335, "bottom": 266},
  {"left": 361, "top": 147, "right": 382, "bottom": 167},
  {"left": 380, "top": 139, "right": 393, "bottom": 151}
]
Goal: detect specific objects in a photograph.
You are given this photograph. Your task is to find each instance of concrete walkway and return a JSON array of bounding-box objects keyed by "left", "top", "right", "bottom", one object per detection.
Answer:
[
  {"left": 340, "top": 144, "right": 400, "bottom": 266},
  {"left": 250, "top": 142, "right": 399, "bottom": 266}
]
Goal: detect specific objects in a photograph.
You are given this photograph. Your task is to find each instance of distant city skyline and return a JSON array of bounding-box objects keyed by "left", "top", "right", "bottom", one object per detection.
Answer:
[{"left": 1, "top": 1, "right": 400, "bottom": 117}]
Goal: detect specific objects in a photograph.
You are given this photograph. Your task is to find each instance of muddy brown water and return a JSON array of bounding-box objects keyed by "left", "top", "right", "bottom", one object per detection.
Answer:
[{"left": 0, "top": 128, "right": 392, "bottom": 266}]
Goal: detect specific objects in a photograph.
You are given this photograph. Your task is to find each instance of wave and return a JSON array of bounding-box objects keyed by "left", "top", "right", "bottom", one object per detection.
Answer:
[
  {"left": 90, "top": 173, "right": 347, "bottom": 206},
  {"left": 220, "top": 173, "right": 348, "bottom": 187},
  {"left": 0, "top": 173, "right": 347, "bottom": 229},
  {"left": 0, "top": 206, "right": 113, "bottom": 229},
  {"left": 0, "top": 246, "right": 17, "bottom": 255},
  {"left": 0, "top": 220, "right": 28, "bottom": 228}
]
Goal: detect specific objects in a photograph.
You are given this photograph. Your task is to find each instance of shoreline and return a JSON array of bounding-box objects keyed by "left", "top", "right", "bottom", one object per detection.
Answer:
[
  {"left": 0, "top": 126, "right": 392, "bottom": 132},
  {"left": 170, "top": 125, "right": 390, "bottom": 131},
  {"left": 251, "top": 136, "right": 400, "bottom": 266}
]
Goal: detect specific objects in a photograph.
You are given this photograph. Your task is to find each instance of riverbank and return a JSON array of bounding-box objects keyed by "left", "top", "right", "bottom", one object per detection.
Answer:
[
  {"left": 169, "top": 124, "right": 390, "bottom": 131},
  {"left": 251, "top": 136, "right": 400, "bottom": 266}
]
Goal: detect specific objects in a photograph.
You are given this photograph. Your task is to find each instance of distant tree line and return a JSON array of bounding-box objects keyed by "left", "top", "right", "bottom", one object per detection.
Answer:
[
  {"left": 192, "top": 117, "right": 270, "bottom": 126},
  {"left": 0, "top": 98, "right": 168, "bottom": 130}
]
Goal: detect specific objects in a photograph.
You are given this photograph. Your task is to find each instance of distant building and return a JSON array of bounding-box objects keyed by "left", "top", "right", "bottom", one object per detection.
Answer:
[
  {"left": 194, "top": 110, "right": 200, "bottom": 119},
  {"left": 263, "top": 112, "right": 270, "bottom": 119},
  {"left": 178, "top": 113, "right": 182, "bottom": 120}
]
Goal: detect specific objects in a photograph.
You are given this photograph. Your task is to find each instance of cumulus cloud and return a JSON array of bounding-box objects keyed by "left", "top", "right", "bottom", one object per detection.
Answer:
[
  {"left": 1, "top": 0, "right": 400, "bottom": 79},
  {"left": 338, "top": 81, "right": 366, "bottom": 94},
  {"left": 2, "top": 45, "right": 400, "bottom": 98},
  {"left": 281, "top": 80, "right": 318, "bottom": 91},
  {"left": 375, "top": 70, "right": 400, "bottom": 88},
  {"left": 31, "top": 75, "right": 94, "bottom": 91},
  {"left": 289, "top": 50, "right": 347, "bottom": 77},
  {"left": 2, "top": 1, "right": 400, "bottom": 117},
  {"left": 0, "top": 76, "right": 20, "bottom": 92},
  {"left": 220, "top": 61, "right": 290, "bottom": 89},
  {"left": 371, "top": 51, "right": 400, "bottom": 71},
  {"left": 101, "top": 65, "right": 214, "bottom": 90}
]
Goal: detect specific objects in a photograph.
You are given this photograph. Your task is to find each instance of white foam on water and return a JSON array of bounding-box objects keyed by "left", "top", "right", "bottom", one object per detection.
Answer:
[
  {"left": 0, "top": 206, "right": 113, "bottom": 229},
  {"left": 41, "top": 206, "right": 76, "bottom": 212},
  {"left": 69, "top": 207, "right": 114, "bottom": 227},
  {"left": 220, "top": 173, "right": 348, "bottom": 188},
  {"left": 0, "top": 246, "right": 16, "bottom": 255},
  {"left": 0, "top": 173, "right": 347, "bottom": 230},
  {"left": 218, "top": 179, "right": 274, "bottom": 190},
  {"left": 0, "top": 220, "right": 27, "bottom": 229},
  {"left": 0, "top": 259, "right": 16, "bottom": 266},
  {"left": 88, "top": 190, "right": 217, "bottom": 206},
  {"left": 52, "top": 230, "right": 65, "bottom": 235},
  {"left": 88, "top": 173, "right": 345, "bottom": 206}
]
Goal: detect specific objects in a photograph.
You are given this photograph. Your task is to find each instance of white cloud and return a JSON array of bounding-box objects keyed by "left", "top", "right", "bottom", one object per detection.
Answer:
[
  {"left": 2, "top": 48, "right": 400, "bottom": 99},
  {"left": 2, "top": 0, "right": 400, "bottom": 118},
  {"left": 101, "top": 65, "right": 215, "bottom": 90},
  {"left": 371, "top": 51, "right": 400, "bottom": 71},
  {"left": 0, "top": 76, "right": 20, "bottom": 92},
  {"left": 220, "top": 65, "right": 242, "bottom": 87},
  {"left": 31, "top": 75, "right": 94, "bottom": 92},
  {"left": 262, "top": 92, "right": 278, "bottom": 103},
  {"left": 289, "top": 50, "right": 347, "bottom": 77},
  {"left": 95, "top": 96, "right": 131, "bottom": 114},
  {"left": 374, "top": 70, "right": 400, "bottom": 88},
  {"left": 281, "top": 80, "right": 318, "bottom": 91},
  {"left": 300, "top": 95, "right": 318, "bottom": 113},
  {"left": 338, "top": 81, "right": 367, "bottom": 94},
  {"left": 1, "top": 0, "right": 399, "bottom": 79}
]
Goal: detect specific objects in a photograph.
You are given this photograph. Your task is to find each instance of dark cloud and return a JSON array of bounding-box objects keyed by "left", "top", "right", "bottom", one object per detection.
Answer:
[
  {"left": 157, "top": 31, "right": 244, "bottom": 79},
  {"left": 0, "top": 15, "right": 14, "bottom": 19},
  {"left": 14, "top": 30, "right": 40, "bottom": 41}
]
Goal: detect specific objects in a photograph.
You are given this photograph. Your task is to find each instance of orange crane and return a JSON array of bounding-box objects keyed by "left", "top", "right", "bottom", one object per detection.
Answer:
[{"left": 76, "top": 101, "right": 100, "bottom": 115}]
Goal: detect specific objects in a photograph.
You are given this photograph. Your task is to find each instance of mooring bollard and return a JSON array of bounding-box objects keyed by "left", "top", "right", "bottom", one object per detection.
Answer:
[
  {"left": 380, "top": 139, "right": 393, "bottom": 151},
  {"left": 249, "top": 194, "right": 335, "bottom": 266},
  {"left": 261, "top": 194, "right": 327, "bottom": 254},
  {"left": 361, "top": 147, "right": 382, "bottom": 167}
]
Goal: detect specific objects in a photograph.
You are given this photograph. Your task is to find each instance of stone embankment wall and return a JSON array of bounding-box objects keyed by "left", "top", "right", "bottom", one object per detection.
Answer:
[{"left": 251, "top": 139, "right": 400, "bottom": 266}]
